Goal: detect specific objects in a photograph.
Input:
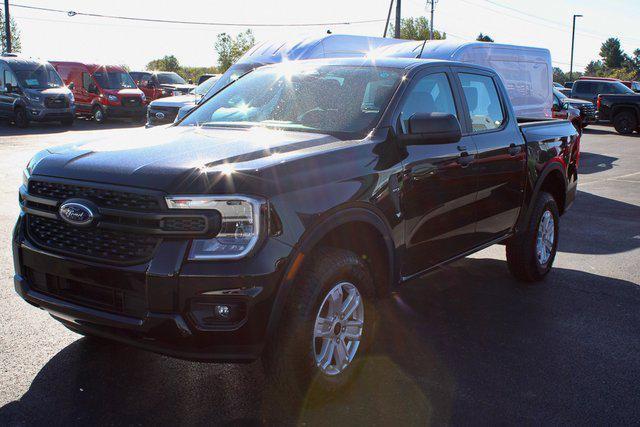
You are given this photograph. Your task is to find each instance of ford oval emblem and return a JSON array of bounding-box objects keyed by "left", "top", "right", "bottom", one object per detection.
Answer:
[
  {"left": 59, "top": 202, "right": 94, "bottom": 226},
  {"left": 155, "top": 112, "right": 165, "bottom": 119}
]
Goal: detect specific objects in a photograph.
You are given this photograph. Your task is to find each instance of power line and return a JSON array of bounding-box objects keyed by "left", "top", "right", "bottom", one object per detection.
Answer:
[{"left": 10, "top": 2, "right": 386, "bottom": 27}]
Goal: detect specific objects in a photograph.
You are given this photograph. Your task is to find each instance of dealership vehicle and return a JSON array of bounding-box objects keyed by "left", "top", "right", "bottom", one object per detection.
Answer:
[
  {"left": 373, "top": 40, "right": 554, "bottom": 118},
  {"left": 51, "top": 62, "right": 146, "bottom": 123},
  {"left": 146, "top": 74, "right": 220, "bottom": 126},
  {"left": 197, "top": 74, "right": 220, "bottom": 85},
  {"left": 130, "top": 71, "right": 196, "bottom": 102},
  {"left": 553, "top": 88, "right": 597, "bottom": 128},
  {"left": 552, "top": 91, "right": 581, "bottom": 130},
  {"left": 595, "top": 91, "right": 640, "bottom": 134},
  {"left": 571, "top": 78, "right": 635, "bottom": 105},
  {"left": 0, "top": 54, "right": 75, "bottom": 127},
  {"left": 553, "top": 82, "right": 564, "bottom": 89},
  {"left": 14, "top": 58, "right": 579, "bottom": 395}
]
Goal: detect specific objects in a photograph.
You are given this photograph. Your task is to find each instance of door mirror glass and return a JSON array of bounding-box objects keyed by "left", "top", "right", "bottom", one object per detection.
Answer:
[
  {"left": 401, "top": 112, "right": 462, "bottom": 145},
  {"left": 68, "top": 82, "right": 75, "bottom": 90}
]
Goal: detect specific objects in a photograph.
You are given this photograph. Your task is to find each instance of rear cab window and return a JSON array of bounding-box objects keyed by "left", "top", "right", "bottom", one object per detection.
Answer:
[{"left": 459, "top": 73, "right": 505, "bottom": 132}]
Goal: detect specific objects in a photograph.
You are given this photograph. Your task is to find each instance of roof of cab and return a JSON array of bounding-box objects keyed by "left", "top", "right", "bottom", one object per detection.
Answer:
[
  {"left": 49, "top": 61, "right": 127, "bottom": 72},
  {"left": 372, "top": 39, "right": 551, "bottom": 60},
  {"left": 0, "top": 54, "right": 51, "bottom": 68}
]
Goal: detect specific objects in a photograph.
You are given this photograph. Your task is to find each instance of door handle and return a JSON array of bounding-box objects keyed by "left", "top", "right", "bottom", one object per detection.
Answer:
[
  {"left": 457, "top": 153, "right": 474, "bottom": 168},
  {"left": 508, "top": 143, "right": 521, "bottom": 156}
]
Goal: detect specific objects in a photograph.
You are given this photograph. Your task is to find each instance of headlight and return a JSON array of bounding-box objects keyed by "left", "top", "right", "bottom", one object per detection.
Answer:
[
  {"left": 26, "top": 93, "right": 42, "bottom": 103},
  {"left": 165, "top": 195, "right": 264, "bottom": 260},
  {"left": 107, "top": 94, "right": 119, "bottom": 103}
]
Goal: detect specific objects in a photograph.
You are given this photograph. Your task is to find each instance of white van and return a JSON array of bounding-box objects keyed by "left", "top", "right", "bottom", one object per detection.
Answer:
[{"left": 373, "top": 40, "right": 553, "bottom": 119}]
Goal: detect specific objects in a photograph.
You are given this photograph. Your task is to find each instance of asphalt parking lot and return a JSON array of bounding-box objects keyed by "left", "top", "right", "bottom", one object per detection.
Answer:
[{"left": 0, "top": 121, "right": 638, "bottom": 425}]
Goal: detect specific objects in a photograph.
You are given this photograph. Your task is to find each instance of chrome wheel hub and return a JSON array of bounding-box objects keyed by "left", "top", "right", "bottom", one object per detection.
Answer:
[
  {"left": 536, "top": 210, "right": 555, "bottom": 265},
  {"left": 313, "top": 281, "right": 364, "bottom": 376}
]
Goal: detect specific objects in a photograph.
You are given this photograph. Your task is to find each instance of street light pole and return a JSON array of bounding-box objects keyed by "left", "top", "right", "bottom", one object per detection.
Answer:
[
  {"left": 570, "top": 14, "right": 583, "bottom": 81},
  {"left": 394, "top": 0, "right": 401, "bottom": 38},
  {"left": 3, "top": 0, "right": 11, "bottom": 53}
]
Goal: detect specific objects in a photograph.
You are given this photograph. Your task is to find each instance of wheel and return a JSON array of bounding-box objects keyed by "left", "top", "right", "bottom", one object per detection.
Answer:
[
  {"left": 506, "top": 192, "right": 559, "bottom": 282},
  {"left": 14, "top": 107, "right": 29, "bottom": 128},
  {"left": 92, "top": 105, "right": 106, "bottom": 124},
  {"left": 613, "top": 111, "right": 637, "bottom": 135},
  {"left": 60, "top": 118, "right": 74, "bottom": 126},
  {"left": 263, "top": 247, "right": 376, "bottom": 400}
]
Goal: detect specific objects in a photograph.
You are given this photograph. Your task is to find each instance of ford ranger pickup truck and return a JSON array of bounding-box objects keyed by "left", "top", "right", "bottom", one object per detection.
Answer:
[{"left": 13, "top": 58, "right": 579, "bottom": 395}]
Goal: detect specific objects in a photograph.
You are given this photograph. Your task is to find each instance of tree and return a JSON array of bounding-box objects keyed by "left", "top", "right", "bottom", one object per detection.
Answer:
[
  {"left": 389, "top": 17, "right": 446, "bottom": 41},
  {"left": 1, "top": 7, "right": 21, "bottom": 52},
  {"left": 476, "top": 33, "right": 494, "bottom": 42},
  {"left": 215, "top": 29, "right": 256, "bottom": 72},
  {"left": 599, "top": 37, "right": 625, "bottom": 69},
  {"left": 584, "top": 60, "right": 605, "bottom": 77},
  {"left": 146, "top": 55, "right": 181, "bottom": 73}
]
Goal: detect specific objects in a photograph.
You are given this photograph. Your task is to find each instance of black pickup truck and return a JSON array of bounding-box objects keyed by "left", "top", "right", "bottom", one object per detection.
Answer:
[
  {"left": 596, "top": 93, "right": 640, "bottom": 134},
  {"left": 13, "top": 58, "right": 579, "bottom": 395}
]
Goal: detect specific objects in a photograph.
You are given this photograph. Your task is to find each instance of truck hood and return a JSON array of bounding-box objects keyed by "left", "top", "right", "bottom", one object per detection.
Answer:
[
  {"left": 565, "top": 97, "right": 593, "bottom": 106},
  {"left": 31, "top": 125, "right": 342, "bottom": 194},
  {"left": 31, "top": 86, "right": 72, "bottom": 96},
  {"left": 149, "top": 94, "right": 197, "bottom": 108},
  {"left": 103, "top": 88, "right": 145, "bottom": 97},
  {"left": 159, "top": 83, "right": 195, "bottom": 92}
]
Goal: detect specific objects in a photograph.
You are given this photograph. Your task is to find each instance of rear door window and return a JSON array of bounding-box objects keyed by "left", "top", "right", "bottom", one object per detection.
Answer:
[
  {"left": 459, "top": 73, "right": 505, "bottom": 132},
  {"left": 4, "top": 69, "right": 18, "bottom": 88}
]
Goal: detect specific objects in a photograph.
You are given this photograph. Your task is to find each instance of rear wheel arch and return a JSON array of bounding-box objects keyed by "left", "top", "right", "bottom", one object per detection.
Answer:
[{"left": 518, "top": 164, "right": 566, "bottom": 234}]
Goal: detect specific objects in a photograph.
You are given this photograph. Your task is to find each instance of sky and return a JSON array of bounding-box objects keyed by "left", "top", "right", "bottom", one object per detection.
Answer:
[{"left": 6, "top": 0, "right": 640, "bottom": 72}]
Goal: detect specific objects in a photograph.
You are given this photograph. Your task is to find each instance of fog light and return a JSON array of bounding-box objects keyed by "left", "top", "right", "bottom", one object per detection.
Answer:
[
  {"left": 214, "top": 304, "right": 231, "bottom": 319},
  {"left": 189, "top": 300, "right": 247, "bottom": 329}
]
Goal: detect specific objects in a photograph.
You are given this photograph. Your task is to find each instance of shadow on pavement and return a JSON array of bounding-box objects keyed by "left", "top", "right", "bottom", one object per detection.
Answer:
[
  {"left": 578, "top": 152, "right": 618, "bottom": 174},
  {"left": 1, "top": 258, "right": 639, "bottom": 425},
  {"left": 558, "top": 191, "right": 640, "bottom": 255},
  {"left": 0, "top": 119, "right": 143, "bottom": 136}
]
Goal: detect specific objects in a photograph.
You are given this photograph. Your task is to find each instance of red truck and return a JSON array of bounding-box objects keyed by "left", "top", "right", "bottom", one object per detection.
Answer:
[
  {"left": 51, "top": 62, "right": 147, "bottom": 123},
  {"left": 129, "top": 71, "right": 195, "bottom": 102}
]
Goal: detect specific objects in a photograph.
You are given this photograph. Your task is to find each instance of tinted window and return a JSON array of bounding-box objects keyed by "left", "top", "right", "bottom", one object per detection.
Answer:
[
  {"left": 93, "top": 71, "right": 136, "bottom": 89},
  {"left": 131, "top": 72, "right": 151, "bottom": 86},
  {"left": 459, "top": 73, "right": 504, "bottom": 132},
  {"left": 156, "top": 72, "right": 186, "bottom": 85},
  {"left": 399, "top": 72, "right": 457, "bottom": 133},
  {"left": 182, "top": 64, "right": 402, "bottom": 138},
  {"left": 82, "top": 72, "right": 93, "bottom": 90},
  {"left": 601, "top": 81, "right": 634, "bottom": 94},
  {"left": 14, "top": 64, "right": 63, "bottom": 89},
  {"left": 4, "top": 69, "right": 18, "bottom": 88}
]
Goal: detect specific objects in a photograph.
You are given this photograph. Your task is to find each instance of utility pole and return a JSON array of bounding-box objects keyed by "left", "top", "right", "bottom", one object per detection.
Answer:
[
  {"left": 569, "top": 14, "right": 582, "bottom": 81},
  {"left": 3, "top": 0, "right": 11, "bottom": 53},
  {"left": 394, "top": 0, "right": 401, "bottom": 38},
  {"left": 428, "top": 0, "right": 437, "bottom": 40},
  {"left": 384, "top": 0, "right": 394, "bottom": 37}
]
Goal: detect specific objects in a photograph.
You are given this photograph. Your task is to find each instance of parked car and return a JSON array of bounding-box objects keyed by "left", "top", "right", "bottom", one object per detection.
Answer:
[
  {"left": 596, "top": 91, "right": 640, "bottom": 134},
  {"left": 570, "top": 78, "right": 635, "bottom": 105},
  {"left": 373, "top": 40, "right": 554, "bottom": 118},
  {"left": 0, "top": 54, "right": 75, "bottom": 127},
  {"left": 130, "top": 71, "right": 196, "bottom": 102},
  {"left": 197, "top": 74, "right": 220, "bottom": 85},
  {"left": 146, "top": 74, "right": 220, "bottom": 126},
  {"left": 14, "top": 58, "right": 579, "bottom": 396},
  {"left": 553, "top": 88, "right": 597, "bottom": 128},
  {"left": 564, "top": 81, "right": 574, "bottom": 89},
  {"left": 553, "top": 82, "right": 565, "bottom": 89},
  {"left": 51, "top": 61, "right": 146, "bottom": 123},
  {"left": 552, "top": 91, "right": 581, "bottom": 130}
]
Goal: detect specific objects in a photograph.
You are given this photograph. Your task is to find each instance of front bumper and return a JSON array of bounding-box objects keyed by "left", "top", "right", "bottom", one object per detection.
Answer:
[
  {"left": 104, "top": 104, "right": 147, "bottom": 119},
  {"left": 26, "top": 106, "right": 75, "bottom": 122},
  {"left": 13, "top": 214, "right": 292, "bottom": 362}
]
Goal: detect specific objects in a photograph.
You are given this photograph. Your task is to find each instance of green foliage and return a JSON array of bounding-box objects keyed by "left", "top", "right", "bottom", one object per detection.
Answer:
[
  {"left": 476, "top": 33, "right": 494, "bottom": 43},
  {"left": 553, "top": 67, "right": 582, "bottom": 84},
  {"left": 389, "top": 17, "right": 446, "bottom": 41},
  {"left": 215, "top": 29, "right": 256, "bottom": 72},
  {"left": 146, "top": 55, "right": 181, "bottom": 73},
  {"left": 0, "top": 8, "right": 21, "bottom": 52},
  {"left": 145, "top": 55, "right": 219, "bottom": 84},
  {"left": 599, "top": 38, "right": 626, "bottom": 69}
]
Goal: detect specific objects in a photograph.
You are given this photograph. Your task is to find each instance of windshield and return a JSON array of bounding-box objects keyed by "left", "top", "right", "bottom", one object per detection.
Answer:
[
  {"left": 94, "top": 71, "right": 137, "bottom": 89},
  {"left": 157, "top": 72, "right": 186, "bottom": 85},
  {"left": 181, "top": 64, "right": 402, "bottom": 138},
  {"left": 554, "top": 88, "right": 568, "bottom": 101},
  {"left": 193, "top": 76, "right": 219, "bottom": 96},
  {"left": 607, "top": 81, "right": 635, "bottom": 94},
  {"left": 203, "top": 63, "right": 261, "bottom": 100},
  {"left": 14, "top": 64, "right": 64, "bottom": 89}
]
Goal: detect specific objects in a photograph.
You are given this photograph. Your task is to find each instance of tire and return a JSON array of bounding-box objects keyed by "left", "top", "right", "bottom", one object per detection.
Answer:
[
  {"left": 14, "top": 107, "right": 29, "bottom": 128},
  {"left": 92, "top": 105, "right": 106, "bottom": 124},
  {"left": 60, "top": 118, "right": 74, "bottom": 126},
  {"left": 263, "top": 247, "right": 377, "bottom": 401},
  {"left": 506, "top": 192, "right": 559, "bottom": 282},
  {"left": 613, "top": 111, "right": 637, "bottom": 135}
]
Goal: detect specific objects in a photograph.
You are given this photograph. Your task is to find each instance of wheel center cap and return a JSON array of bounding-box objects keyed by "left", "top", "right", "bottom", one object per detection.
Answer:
[{"left": 333, "top": 322, "right": 342, "bottom": 336}]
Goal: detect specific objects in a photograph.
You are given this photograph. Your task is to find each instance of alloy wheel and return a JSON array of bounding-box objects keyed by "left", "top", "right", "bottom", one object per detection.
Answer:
[{"left": 536, "top": 210, "right": 555, "bottom": 265}]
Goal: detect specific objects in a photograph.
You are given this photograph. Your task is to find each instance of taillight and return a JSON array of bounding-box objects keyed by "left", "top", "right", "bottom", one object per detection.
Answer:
[{"left": 597, "top": 96, "right": 601, "bottom": 110}]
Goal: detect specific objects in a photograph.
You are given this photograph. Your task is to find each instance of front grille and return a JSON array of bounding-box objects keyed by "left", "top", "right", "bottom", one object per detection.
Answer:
[
  {"left": 149, "top": 106, "right": 179, "bottom": 123},
  {"left": 578, "top": 104, "right": 597, "bottom": 118},
  {"left": 161, "top": 217, "right": 206, "bottom": 232},
  {"left": 45, "top": 97, "right": 69, "bottom": 109},
  {"left": 121, "top": 97, "right": 142, "bottom": 107},
  {"left": 29, "top": 180, "right": 161, "bottom": 212},
  {"left": 28, "top": 215, "right": 160, "bottom": 264}
]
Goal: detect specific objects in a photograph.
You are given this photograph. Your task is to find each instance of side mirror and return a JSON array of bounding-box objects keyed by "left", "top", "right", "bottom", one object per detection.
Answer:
[
  {"left": 552, "top": 104, "right": 561, "bottom": 112},
  {"left": 88, "top": 83, "right": 98, "bottom": 94},
  {"left": 401, "top": 113, "right": 462, "bottom": 145},
  {"left": 562, "top": 102, "right": 570, "bottom": 111},
  {"left": 68, "top": 82, "right": 75, "bottom": 90}
]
